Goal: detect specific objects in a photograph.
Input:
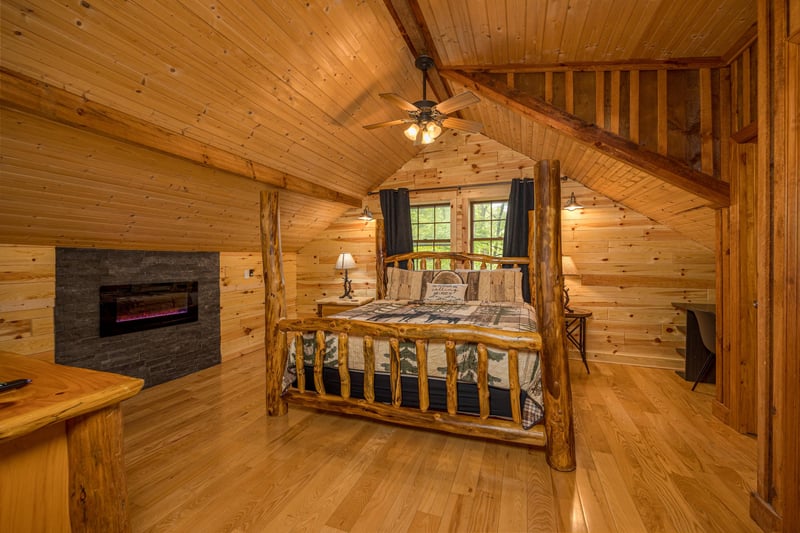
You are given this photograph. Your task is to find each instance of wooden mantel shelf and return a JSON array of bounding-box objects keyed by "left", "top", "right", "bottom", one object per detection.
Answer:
[{"left": 0, "top": 352, "right": 143, "bottom": 532}]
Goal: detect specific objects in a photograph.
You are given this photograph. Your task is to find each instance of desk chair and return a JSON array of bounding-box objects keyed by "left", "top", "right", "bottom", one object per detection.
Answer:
[{"left": 692, "top": 309, "right": 716, "bottom": 391}]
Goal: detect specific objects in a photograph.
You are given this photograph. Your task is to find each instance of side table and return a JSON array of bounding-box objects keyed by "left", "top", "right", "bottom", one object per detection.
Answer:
[
  {"left": 565, "top": 308, "right": 592, "bottom": 374},
  {"left": 316, "top": 295, "right": 374, "bottom": 317}
]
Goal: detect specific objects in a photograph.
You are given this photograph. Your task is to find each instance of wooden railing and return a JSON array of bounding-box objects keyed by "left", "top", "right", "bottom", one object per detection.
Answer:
[{"left": 277, "top": 317, "right": 546, "bottom": 446}]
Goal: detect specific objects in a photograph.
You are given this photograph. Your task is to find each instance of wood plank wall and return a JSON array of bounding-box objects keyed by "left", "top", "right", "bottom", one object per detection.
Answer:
[
  {"left": 0, "top": 245, "right": 55, "bottom": 361},
  {"left": 716, "top": 40, "right": 760, "bottom": 435},
  {"left": 296, "top": 133, "right": 715, "bottom": 370}
]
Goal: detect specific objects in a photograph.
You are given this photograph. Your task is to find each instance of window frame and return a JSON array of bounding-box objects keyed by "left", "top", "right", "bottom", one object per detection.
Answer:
[{"left": 469, "top": 199, "right": 508, "bottom": 262}]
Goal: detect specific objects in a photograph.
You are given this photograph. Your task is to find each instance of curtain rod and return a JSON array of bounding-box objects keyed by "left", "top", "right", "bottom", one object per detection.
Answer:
[{"left": 367, "top": 178, "right": 533, "bottom": 196}]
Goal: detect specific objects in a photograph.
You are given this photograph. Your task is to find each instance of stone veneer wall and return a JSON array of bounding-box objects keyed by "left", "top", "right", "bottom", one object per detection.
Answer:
[{"left": 55, "top": 248, "right": 220, "bottom": 387}]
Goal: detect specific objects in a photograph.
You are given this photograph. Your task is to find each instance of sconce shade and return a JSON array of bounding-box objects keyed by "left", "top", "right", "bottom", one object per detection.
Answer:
[
  {"left": 335, "top": 253, "right": 356, "bottom": 270},
  {"left": 358, "top": 207, "right": 374, "bottom": 221},
  {"left": 564, "top": 192, "right": 583, "bottom": 211}
]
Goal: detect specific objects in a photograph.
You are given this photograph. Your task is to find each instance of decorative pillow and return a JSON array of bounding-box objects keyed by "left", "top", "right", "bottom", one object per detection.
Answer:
[
  {"left": 461, "top": 269, "right": 524, "bottom": 303},
  {"left": 423, "top": 283, "right": 468, "bottom": 303}
]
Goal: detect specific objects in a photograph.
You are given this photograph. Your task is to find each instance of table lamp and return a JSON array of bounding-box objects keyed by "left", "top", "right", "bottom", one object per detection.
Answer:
[
  {"left": 335, "top": 253, "right": 356, "bottom": 299},
  {"left": 562, "top": 255, "right": 579, "bottom": 312}
]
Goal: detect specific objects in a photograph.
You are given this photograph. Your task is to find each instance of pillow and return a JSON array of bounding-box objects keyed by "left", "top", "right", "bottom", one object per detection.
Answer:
[
  {"left": 461, "top": 269, "right": 524, "bottom": 303},
  {"left": 385, "top": 268, "right": 466, "bottom": 300},
  {"left": 423, "top": 283, "right": 467, "bottom": 303}
]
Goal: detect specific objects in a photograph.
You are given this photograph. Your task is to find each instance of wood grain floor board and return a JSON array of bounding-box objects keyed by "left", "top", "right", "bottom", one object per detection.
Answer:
[{"left": 122, "top": 351, "right": 759, "bottom": 532}]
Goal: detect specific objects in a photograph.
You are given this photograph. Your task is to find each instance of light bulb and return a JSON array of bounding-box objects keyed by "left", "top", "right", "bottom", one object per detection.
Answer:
[
  {"left": 404, "top": 123, "right": 420, "bottom": 141},
  {"left": 425, "top": 121, "right": 442, "bottom": 138}
]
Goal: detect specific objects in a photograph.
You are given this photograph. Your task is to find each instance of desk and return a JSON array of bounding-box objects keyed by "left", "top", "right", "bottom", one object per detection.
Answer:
[
  {"left": 316, "top": 295, "right": 374, "bottom": 317},
  {"left": 565, "top": 309, "right": 592, "bottom": 373},
  {"left": 0, "top": 352, "right": 143, "bottom": 532}
]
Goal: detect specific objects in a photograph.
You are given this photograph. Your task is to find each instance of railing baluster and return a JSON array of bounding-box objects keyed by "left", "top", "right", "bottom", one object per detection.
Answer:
[
  {"left": 415, "top": 340, "right": 429, "bottom": 412},
  {"left": 477, "top": 343, "right": 490, "bottom": 419},
  {"left": 314, "top": 330, "right": 326, "bottom": 395},
  {"left": 338, "top": 332, "right": 350, "bottom": 399},
  {"left": 508, "top": 349, "right": 521, "bottom": 424},
  {"left": 364, "top": 336, "right": 375, "bottom": 403},
  {"left": 293, "top": 332, "right": 305, "bottom": 392},
  {"left": 446, "top": 340, "right": 458, "bottom": 415},
  {"left": 390, "top": 337, "right": 401, "bottom": 407}
]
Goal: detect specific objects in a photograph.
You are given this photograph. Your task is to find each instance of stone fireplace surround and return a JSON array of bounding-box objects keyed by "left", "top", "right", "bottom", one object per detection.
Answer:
[{"left": 55, "top": 248, "right": 220, "bottom": 388}]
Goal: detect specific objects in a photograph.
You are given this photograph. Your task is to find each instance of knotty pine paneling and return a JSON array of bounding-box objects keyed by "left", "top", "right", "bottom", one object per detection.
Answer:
[
  {"left": 296, "top": 211, "right": 377, "bottom": 317},
  {"left": 0, "top": 108, "right": 343, "bottom": 253},
  {"left": 0, "top": 245, "right": 55, "bottom": 360},
  {"left": 298, "top": 133, "right": 715, "bottom": 369}
]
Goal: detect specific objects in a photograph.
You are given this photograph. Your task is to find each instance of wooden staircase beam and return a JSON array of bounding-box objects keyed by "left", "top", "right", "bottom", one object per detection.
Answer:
[{"left": 441, "top": 69, "right": 731, "bottom": 208}]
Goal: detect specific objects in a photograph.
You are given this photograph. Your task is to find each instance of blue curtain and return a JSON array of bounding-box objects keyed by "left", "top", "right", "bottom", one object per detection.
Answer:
[
  {"left": 502, "top": 178, "right": 534, "bottom": 302},
  {"left": 379, "top": 188, "right": 413, "bottom": 269}
]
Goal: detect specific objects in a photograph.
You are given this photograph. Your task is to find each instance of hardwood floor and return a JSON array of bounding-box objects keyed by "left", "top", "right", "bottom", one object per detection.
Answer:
[{"left": 122, "top": 352, "right": 759, "bottom": 532}]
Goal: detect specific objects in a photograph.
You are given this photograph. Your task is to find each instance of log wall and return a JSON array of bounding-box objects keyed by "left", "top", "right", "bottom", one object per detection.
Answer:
[{"left": 296, "top": 133, "right": 715, "bottom": 370}]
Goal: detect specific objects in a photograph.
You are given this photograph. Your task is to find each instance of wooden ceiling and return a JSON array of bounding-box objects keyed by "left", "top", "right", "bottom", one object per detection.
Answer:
[{"left": 0, "top": 0, "right": 755, "bottom": 251}]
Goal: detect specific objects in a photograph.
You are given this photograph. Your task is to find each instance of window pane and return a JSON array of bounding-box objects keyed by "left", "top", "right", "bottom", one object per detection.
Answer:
[
  {"left": 411, "top": 203, "right": 451, "bottom": 259},
  {"left": 470, "top": 200, "right": 508, "bottom": 258}
]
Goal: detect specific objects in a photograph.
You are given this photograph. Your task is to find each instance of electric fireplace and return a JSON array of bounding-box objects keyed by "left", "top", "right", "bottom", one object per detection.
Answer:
[{"left": 99, "top": 281, "right": 199, "bottom": 337}]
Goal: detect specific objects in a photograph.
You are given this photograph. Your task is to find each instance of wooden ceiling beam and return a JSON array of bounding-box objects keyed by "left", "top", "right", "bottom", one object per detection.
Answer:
[
  {"left": 383, "top": 0, "right": 451, "bottom": 103},
  {"left": 442, "top": 69, "right": 730, "bottom": 208},
  {"left": 0, "top": 68, "right": 362, "bottom": 208},
  {"left": 452, "top": 57, "right": 726, "bottom": 73}
]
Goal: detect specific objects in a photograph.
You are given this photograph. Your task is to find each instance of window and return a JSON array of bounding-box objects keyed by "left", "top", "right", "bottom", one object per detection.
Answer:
[
  {"left": 411, "top": 203, "right": 451, "bottom": 268},
  {"left": 411, "top": 203, "right": 450, "bottom": 252},
  {"left": 471, "top": 201, "right": 507, "bottom": 263}
]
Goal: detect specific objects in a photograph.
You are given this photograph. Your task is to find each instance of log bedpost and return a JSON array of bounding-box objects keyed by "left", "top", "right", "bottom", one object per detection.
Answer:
[
  {"left": 534, "top": 160, "right": 576, "bottom": 471},
  {"left": 261, "top": 190, "right": 288, "bottom": 417},
  {"left": 376, "top": 218, "right": 387, "bottom": 300}
]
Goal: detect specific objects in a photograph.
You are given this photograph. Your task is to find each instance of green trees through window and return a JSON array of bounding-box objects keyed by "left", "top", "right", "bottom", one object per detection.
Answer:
[
  {"left": 409, "top": 201, "right": 508, "bottom": 269},
  {"left": 471, "top": 201, "right": 507, "bottom": 263}
]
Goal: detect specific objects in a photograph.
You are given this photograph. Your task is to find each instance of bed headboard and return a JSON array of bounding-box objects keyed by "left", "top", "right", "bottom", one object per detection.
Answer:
[{"left": 374, "top": 228, "right": 536, "bottom": 301}]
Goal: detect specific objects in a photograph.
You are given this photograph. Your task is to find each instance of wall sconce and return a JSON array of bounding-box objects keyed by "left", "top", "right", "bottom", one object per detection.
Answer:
[
  {"left": 563, "top": 192, "right": 583, "bottom": 211},
  {"left": 358, "top": 206, "right": 374, "bottom": 221},
  {"left": 335, "top": 253, "right": 356, "bottom": 299},
  {"left": 562, "top": 255, "right": 579, "bottom": 312}
]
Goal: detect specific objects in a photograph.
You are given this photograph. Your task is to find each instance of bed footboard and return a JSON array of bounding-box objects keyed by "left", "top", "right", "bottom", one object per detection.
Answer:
[{"left": 275, "top": 317, "right": 546, "bottom": 447}]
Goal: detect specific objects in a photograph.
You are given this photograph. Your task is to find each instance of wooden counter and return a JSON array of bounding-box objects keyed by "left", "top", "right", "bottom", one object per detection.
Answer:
[{"left": 0, "top": 352, "right": 143, "bottom": 533}]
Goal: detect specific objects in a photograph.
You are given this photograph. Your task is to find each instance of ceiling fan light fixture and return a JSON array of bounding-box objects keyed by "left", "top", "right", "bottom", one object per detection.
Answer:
[
  {"left": 404, "top": 123, "right": 420, "bottom": 140},
  {"left": 425, "top": 121, "right": 442, "bottom": 138}
]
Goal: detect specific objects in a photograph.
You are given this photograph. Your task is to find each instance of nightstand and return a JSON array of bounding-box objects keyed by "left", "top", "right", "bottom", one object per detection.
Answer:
[
  {"left": 565, "top": 308, "right": 592, "bottom": 374},
  {"left": 315, "top": 295, "right": 374, "bottom": 317}
]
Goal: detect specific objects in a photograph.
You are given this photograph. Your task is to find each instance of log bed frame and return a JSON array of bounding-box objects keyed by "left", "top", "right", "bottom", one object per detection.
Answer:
[{"left": 262, "top": 160, "right": 575, "bottom": 471}]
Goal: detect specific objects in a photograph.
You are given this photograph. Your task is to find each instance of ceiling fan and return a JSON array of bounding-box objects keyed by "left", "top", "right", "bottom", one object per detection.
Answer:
[{"left": 364, "top": 55, "right": 484, "bottom": 145}]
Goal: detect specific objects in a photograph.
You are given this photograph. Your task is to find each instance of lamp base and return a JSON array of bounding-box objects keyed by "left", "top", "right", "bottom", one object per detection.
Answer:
[
  {"left": 339, "top": 271, "right": 353, "bottom": 299},
  {"left": 563, "top": 286, "right": 573, "bottom": 313}
]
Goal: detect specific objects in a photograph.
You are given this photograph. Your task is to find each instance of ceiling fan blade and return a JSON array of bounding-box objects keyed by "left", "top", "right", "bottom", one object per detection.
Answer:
[
  {"left": 380, "top": 93, "right": 419, "bottom": 112},
  {"left": 441, "top": 116, "right": 484, "bottom": 133},
  {"left": 363, "top": 118, "right": 409, "bottom": 130},
  {"left": 434, "top": 91, "right": 480, "bottom": 115}
]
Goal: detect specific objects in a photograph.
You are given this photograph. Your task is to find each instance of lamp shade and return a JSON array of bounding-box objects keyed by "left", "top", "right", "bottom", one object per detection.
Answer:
[
  {"left": 564, "top": 192, "right": 583, "bottom": 211},
  {"left": 358, "top": 207, "right": 374, "bottom": 221},
  {"left": 562, "top": 255, "right": 579, "bottom": 276},
  {"left": 335, "top": 253, "right": 356, "bottom": 270}
]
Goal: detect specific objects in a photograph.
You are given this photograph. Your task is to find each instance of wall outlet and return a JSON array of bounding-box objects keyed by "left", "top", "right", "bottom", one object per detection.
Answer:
[{"left": 244, "top": 268, "right": 255, "bottom": 279}]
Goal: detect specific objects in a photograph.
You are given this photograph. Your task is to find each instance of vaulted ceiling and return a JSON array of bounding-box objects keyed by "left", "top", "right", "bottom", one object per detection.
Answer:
[{"left": 0, "top": 0, "right": 755, "bottom": 251}]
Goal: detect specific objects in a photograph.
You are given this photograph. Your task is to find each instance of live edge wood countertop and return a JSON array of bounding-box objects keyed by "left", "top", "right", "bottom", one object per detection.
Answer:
[{"left": 0, "top": 351, "right": 144, "bottom": 533}]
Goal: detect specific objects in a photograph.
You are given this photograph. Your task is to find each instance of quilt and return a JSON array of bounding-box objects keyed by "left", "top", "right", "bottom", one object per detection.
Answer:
[{"left": 283, "top": 300, "right": 544, "bottom": 428}]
